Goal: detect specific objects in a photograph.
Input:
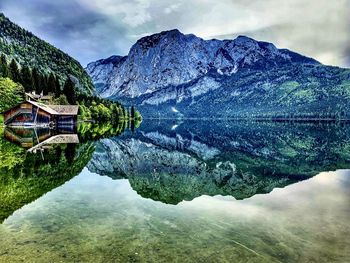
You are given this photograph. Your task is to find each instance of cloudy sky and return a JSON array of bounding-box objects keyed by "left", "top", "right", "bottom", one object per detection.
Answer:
[{"left": 0, "top": 0, "right": 349, "bottom": 67}]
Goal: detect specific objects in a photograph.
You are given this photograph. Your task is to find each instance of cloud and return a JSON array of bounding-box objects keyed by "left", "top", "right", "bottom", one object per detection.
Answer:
[
  {"left": 164, "top": 3, "right": 181, "bottom": 14},
  {"left": 80, "top": 0, "right": 152, "bottom": 28},
  {"left": 0, "top": 0, "right": 349, "bottom": 67},
  {"left": 0, "top": 0, "right": 130, "bottom": 65}
]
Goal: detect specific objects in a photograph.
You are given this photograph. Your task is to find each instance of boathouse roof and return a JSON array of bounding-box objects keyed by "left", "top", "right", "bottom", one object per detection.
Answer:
[
  {"left": 29, "top": 100, "right": 59, "bottom": 115},
  {"left": 48, "top": 105, "right": 79, "bottom": 115},
  {"left": 2, "top": 100, "right": 79, "bottom": 116}
]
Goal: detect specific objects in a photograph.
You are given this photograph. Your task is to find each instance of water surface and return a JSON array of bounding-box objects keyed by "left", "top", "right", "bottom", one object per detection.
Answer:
[{"left": 0, "top": 121, "right": 349, "bottom": 262}]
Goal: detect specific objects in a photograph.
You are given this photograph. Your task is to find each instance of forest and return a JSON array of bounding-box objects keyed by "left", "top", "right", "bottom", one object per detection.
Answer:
[
  {"left": 0, "top": 53, "right": 141, "bottom": 124},
  {"left": 0, "top": 13, "right": 94, "bottom": 94}
]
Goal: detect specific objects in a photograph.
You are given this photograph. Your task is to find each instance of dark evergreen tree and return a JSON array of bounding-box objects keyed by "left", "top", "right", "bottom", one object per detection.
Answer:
[
  {"left": 54, "top": 76, "right": 61, "bottom": 97},
  {"left": 0, "top": 54, "right": 10, "bottom": 78},
  {"left": 9, "top": 59, "right": 21, "bottom": 83},
  {"left": 20, "top": 66, "right": 34, "bottom": 92},
  {"left": 64, "top": 144, "right": 76, "bottom": 164},
  {"left": 32, "top": 68, "right": 41, "bottom": 93},
  {"left": 42, "top": 74, "right": 49, "bottom": 95},
  {"left": 63, "top": 77, "right": 76, "bottom": 104},
  {"left": 0, "top": 54, "right": 6, "bottom": 64},
  {"left": 47, "top": 73, "right": 56, "bottom": 95},
  {"left": 130, "top": 118, "right": 135, "bottom": 133}
]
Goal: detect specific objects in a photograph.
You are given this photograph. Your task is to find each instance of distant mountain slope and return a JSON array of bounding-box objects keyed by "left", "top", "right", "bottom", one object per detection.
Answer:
[
  {"left": 0, "top": 13, "right": 94, "bottom": 94},
  {"left": 87, "top": 29, "right": 350, "bottom": 118}
]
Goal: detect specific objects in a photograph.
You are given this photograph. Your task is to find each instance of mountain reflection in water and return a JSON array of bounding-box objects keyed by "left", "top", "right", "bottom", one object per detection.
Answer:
[
  {"left": 1, "top": 121, "right": 350, "bottom": 210},
  {"left": 0, "top": 120, "right": 349, "bottom": 262},
  {"left": 89, "top": 120, "right": 350, "bottom": 204}
]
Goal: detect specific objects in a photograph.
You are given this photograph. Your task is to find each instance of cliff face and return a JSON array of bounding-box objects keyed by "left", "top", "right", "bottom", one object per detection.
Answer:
[{"left": 87, "top": 29, "right": 350, "bottom": 118}]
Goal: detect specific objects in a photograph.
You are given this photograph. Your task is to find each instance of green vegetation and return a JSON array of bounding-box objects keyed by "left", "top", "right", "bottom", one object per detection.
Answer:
[
  {"left": 78, "top": 121, "right": 129, "bottom": 142},
  {"left": 78, "top": 94, "right": 142, "bottom": 125},
  {"left": 0, "top": 13, "right": 94, "bottom": 94},
  {"left": 155, "top": 64, "right": 350, "bottom": 120},
  {"left": 226, "top": 65, "right": 350, "bottom": 119},
  {"left": 0, "top": 77, "right": 24, "bottom": 112},
  {"left": 0, "top": 117, "right": 138, "bottom": 222},
  {"left": 0, "top": 53, "right": 73, "bottom": 101},
  {"left": 0, "top": 128, "right": 25, "bottom": 170},
  {"left": 0, "top": 32, "right": 144, "bottom": 123},
  {"left": 0, "top": 54, "right": 142, "bottom": 124},
  {"left": 0, "top": 53, "right": 62, "bottom": 95},
  {"left": 0, "top": 141, "right": 95, "bottom": 223}
]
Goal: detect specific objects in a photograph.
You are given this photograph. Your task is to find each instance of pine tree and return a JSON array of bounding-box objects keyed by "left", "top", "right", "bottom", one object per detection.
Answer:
[
  {"left": 9, "top": 59, "right": 21, "bottom": 83},
  {"left": 32, "top": 68, "right": 41, "bottom": 93},
  {"left": 47, "top": 73, "right": 56, "bottom": 95},
  {"left": 20, "top": 66, "right": 34, "bottom": 92},
  {"left": 63, "top": 77, "right": 76, "bottom": 104},
  {"left": 0, "top": 54, "right": 6, "bottom": 65},
  {"left": 42, "top": 74, "right": 49, "bottom": 95},
  {"left": 0, "top": 54, "right": 10, "bottom": 78},
  {"left": 54, "top": 76, "right": 61, "bottom": 97},
  {"left": 64, "top": 144, "right": 76, "bottom": 164}
]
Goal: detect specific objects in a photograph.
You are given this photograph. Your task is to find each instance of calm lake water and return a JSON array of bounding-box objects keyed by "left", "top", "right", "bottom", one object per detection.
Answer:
[{"left": 0, "top": 120, "right": 349, "bottom": 262}]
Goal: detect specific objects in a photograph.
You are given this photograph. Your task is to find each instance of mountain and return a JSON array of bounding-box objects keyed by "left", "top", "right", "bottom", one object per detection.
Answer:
[
  {"left": 0, "top": 13, "right": 94, "bottom": 94},
  {"left": 87, "top": 120, "right": 350, "bottom": 204},
  {"left": 87, "top": 29, "right": 350, "bottom": 118}
]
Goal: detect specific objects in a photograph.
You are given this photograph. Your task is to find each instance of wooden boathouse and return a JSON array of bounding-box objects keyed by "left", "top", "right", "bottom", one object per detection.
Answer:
[{"left": 2, "top": 100, "right": 79, "bottom": 127}]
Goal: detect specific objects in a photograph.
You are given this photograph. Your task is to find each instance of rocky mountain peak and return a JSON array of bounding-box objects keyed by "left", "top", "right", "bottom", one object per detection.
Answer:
[
  {"left": 232, "top": 35, "right": 258, "bottom": 47},
  {"left": 133, "top": 29, "right": 186, "bottom": 51},
  {"left": 85, "top": 30, "right": 327, "bottom": 112}
]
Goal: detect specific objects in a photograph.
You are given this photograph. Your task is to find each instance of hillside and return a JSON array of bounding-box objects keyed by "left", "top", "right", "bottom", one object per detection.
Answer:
[
  {"left": 0, "top": 13, "right": 94, "bottom": 95},
  {"left": 87, "top": 30, "right": 350, "bottom": 119}
]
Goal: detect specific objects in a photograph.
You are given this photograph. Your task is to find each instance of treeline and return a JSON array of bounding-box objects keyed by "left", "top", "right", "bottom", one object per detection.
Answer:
[
  {"left": 0, "top": 53, "right": 142, "bottom": 124},
  {"left": 78, "top": 94, "right": 142, "bottom": 124},
  {"left": 78, "top": 122, "right": 129, "bottom": 142},
  {"left": 1, "top": 53, "right": 59, "bottom": 94},
  {"left": 0, "top": 53, "right": 76, "bottom": 102}
]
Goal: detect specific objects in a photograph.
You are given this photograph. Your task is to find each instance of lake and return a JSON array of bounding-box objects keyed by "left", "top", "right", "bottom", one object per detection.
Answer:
[{"left": 0, "top": 120, "right": 349, "bottom": 262}]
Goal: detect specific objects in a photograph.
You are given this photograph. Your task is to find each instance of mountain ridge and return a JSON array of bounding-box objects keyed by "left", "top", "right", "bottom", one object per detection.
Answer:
[
  {"left": 87, "top": 29, "right": 350, "bottom": 119},
  {"left": 86, "top": 29, "right": 320, "bottom": 97}
]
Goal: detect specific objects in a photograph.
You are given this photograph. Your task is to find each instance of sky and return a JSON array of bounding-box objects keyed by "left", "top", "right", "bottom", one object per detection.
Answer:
[{"left": 0, "top": 0, "right": 349, "bottom": 67}]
